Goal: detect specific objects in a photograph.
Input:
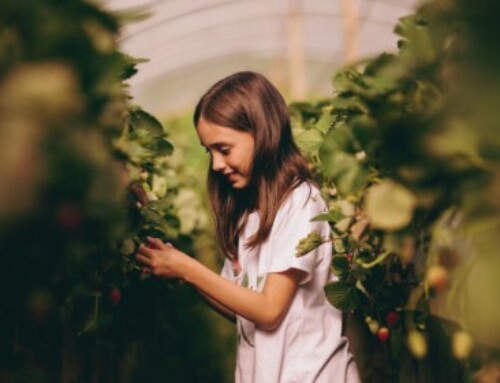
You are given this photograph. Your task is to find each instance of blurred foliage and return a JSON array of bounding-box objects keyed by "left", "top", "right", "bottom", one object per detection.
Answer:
[
  {"left": 163, "top": 114, "right": 236, "bottom": 383},
  {"left": 292, "top": 0, "right": 500, "bottom": 381},
  {"left": 4, "top": 0, "right": 500, "bottom": 382},
  {"left": 161, "top": 115, "right": 211, "bottom": 236},
  {"left": 0, "top": 0, "right": 226, "bottom": 382}
]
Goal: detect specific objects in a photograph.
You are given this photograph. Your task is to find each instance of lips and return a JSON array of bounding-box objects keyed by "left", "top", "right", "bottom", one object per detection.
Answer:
[
  {"left": 227, "top": 173, "right": 237, "bottom": 180},
  {"left": 224, "top": 172, "right": 238, "bottom": 182}
]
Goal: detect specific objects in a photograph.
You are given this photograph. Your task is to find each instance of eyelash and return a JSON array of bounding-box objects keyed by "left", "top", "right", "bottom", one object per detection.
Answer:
[{"left": 205, "top": 147, "right": 231, "bottom": 155}]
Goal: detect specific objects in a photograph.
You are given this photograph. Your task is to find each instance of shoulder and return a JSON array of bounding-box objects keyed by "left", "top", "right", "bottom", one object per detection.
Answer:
[
  {"left": 285, "top": 181, "right": 325, "bottom": 209},
  {"left": 277, "top": 181, "right": 327, "bottom": 220},
  {"left": 268, "top": 181, "right": 330, "bottom": 252}
]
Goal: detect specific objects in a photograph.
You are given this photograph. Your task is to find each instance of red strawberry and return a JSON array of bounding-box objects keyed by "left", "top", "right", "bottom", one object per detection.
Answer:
[
  {"left": 109, "top": 287, "right": 121, "bottom": 306},
  {"left": 386, "top": 311, "right": 401, "bottom": 328},
  {"left": 129, "top": 181, "right": 149, "bottom": 206},
  {"left": 377, "top": 327, "right": 390, "bottom": 342},
  {"left": 56, "top": 203, "right": 82, "bottom": 230}
]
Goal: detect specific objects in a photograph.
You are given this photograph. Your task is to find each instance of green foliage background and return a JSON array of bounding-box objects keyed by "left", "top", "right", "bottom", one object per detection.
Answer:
[
  {"left": 2, "top": 0, "right": 500, "bottom": 382},
  {"left": 0, "top": 1, "right": 229, "bottom": 382},
  {"left": 292, "top": 0, "right": 500, "bottom": 381}
]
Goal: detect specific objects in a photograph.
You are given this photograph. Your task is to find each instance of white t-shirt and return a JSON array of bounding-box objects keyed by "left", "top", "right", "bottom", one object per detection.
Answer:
[{"left": 221, "top": 182, "right": 360, "bottom": 383}]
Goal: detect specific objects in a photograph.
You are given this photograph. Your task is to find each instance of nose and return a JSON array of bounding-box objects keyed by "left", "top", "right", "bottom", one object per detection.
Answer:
[{"left": 211, "top": 152, "right": 226, "bottom": 173}]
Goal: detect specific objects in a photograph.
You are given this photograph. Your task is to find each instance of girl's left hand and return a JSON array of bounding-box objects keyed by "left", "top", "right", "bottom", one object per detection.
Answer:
[{"left": 135, "top": 237, "right": 189, "bottom": 279}]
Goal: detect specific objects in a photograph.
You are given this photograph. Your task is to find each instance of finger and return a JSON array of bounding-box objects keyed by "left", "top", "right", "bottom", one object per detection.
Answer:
[
  {"left": 135, "top": 253, "right": 152, "bottom": 267},
  {"left": 146, "top": 236, "right": 164, "bottom": 249},
  {"left": 138, "top": 243, "right": 155, "bottom": 257}
]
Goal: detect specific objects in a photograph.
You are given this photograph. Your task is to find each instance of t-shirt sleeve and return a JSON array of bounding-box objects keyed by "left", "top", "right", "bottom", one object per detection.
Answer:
[{"left": 266, "top": 183, "right": 331, "bottom": 285}]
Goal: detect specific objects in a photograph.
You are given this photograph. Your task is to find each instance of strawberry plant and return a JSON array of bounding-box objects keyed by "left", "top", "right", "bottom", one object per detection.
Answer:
[
  {"left": 293, "top": 0, "right": 500, "bottom": 380},
  {"left": 0, "top": 1, "right": 224, "bottom": 381}
]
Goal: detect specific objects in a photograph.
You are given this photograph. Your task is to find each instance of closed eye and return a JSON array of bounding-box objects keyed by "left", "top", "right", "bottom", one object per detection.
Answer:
[
  {"left": 219, "top": 147, "right": 231, "bottom": 155},
  {"left": 203, "top": 145, "right": 231, "bottom": 155}
]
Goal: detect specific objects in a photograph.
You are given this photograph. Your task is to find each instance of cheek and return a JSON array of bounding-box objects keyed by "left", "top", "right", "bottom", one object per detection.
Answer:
[
  {"left": 241, "top": 149, "right": 254, "bottom": 172},
  {"left": 245, "top": 141, "right": 255, "bottom": 168}
]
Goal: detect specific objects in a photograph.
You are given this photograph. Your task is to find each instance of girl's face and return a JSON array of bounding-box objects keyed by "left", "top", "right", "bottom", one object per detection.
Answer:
[{"left": 197, "top": 117, "right": 255, "bottom": 189}]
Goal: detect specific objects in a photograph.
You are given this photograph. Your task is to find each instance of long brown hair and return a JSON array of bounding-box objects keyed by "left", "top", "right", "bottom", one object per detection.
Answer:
[{"left": 194, "top": 71, "right": 311, "bottom": 259}]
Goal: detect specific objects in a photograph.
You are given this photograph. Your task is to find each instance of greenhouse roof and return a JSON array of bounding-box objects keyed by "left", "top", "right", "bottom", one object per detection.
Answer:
[{"left": 105, "top": 0, "right": 419, "bottom": 117}]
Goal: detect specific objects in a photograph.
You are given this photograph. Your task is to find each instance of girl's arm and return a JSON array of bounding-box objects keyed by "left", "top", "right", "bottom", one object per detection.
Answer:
[
  {"left": 136, "top": 237, "right": 305, "bottom": 331},
  {"left": 195, "top": 287, "right": 236, "bottom": 322}
]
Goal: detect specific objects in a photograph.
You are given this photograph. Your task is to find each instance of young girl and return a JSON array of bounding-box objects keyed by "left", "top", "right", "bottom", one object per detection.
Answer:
[{"left": 136, "top": 71, "right": 359, "bottom": 383}]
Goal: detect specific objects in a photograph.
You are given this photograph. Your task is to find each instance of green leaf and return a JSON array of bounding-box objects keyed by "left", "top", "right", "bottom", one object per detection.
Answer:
[
  {"left": 425, "top": 118, "right": 478, "bottom": 162},
  {"left": 129, "top": 109, "right": 164, "bottom": 140},
  {"left": 164, "top": 213, "right": 181, "bottom": 231},
  {"left": 395, "top": 14, "right": 436, "bottom": 65},
  {"left": 324, "top": 281, "right": 358, "bottom": 312},
  {"left": 295, "top": 128, "right": 324, "bottom": 154},
  {"left": 333, "top": 237, "right": 346, "bottom": 253},
  {"left": 329, "top": 200, "right": 355, "bottom": 217},
  {"left": 350, "top": 116, "right": 378, "bottom": 152},
  {"left": 335, "top": 159, "right": 369, "bottom": 196},
  {"left": 335, "top": 217, "right": 352, "bottom": 233},
  {"left": 119, "top": 239, "right": 136, "bottom": 256},
  {"left": 333, "top": 70, "right": 366, "bottom": 94},
  {"left": 363, "top": 75, "right": 399, "bottom": 96},
  {"left": 319, "top": 151, "right": 368, "bottom": 196},
  {"left": 241, "top": 272, "right": 249, "bottom": 288},
  {"left": 315, "top": 112, "right": 335, "bottom": 134},
  {"left": 364, "top": 180, "right": 417, "bottom": 231},
  {"left": 311, "top": 211, "right": 344, "bottom": 223},
  {"left": 394, "top": 14, "right": 421, "bottom": 39},
  {"left": 409, "top": 80, "right": 443, "bottom": 117},
  {"left": 151, "top": 138, "right": 174, "bottom": 156},
  {"left": 296, "top": 231, "right": 326, "bottom": 256},
  {"left": 319, "top": 150, "right": 348, "bottom": 178},
  {"left": 147, "top": 199, "right": 173, "bottom": 215},
  {"left": 119, "top": 140, "right": 153, "bottom": 163},
  {"left": 138, "top": 226, "right": 168, "bottom": 241},
  {"left": 289, "top": 101, "right": 322, "bottom": 120},
  {"left": 141, "top": 207, "right": 164, "bottom": 225},
  {"left": 332, "top": 255, "right": 349, "bottom": 276},
  {"left": 364, "top": 53, "right": 395, "bottom": 76},
  {"left": 320, "top": 122, "right": 358, "bottom": 154},
  {"left": 330, "top": 96, "right": 368, "bottom": 114},
  {"left": 332, "top": 68, "right": 396, "bottom": 99}
]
